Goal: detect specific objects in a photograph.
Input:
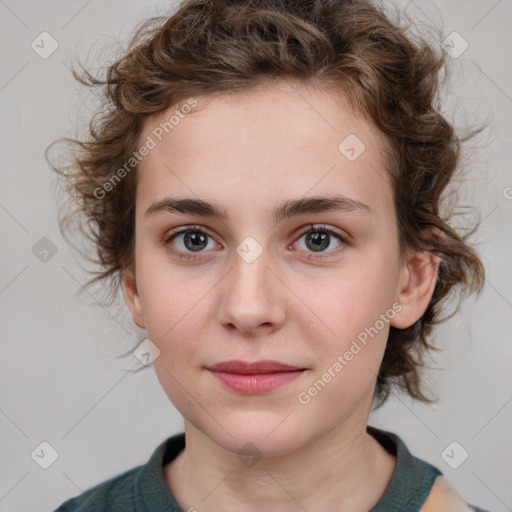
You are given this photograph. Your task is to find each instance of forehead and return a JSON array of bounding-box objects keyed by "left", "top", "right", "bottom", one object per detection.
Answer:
[{"left": 136, "top": 81, "right": 393, "bottom": 217}]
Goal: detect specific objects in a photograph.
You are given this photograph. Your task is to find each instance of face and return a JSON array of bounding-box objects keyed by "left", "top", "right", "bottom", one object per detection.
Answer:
[{"left": 123, "top": 80, "right": 437, "bottom": 457}]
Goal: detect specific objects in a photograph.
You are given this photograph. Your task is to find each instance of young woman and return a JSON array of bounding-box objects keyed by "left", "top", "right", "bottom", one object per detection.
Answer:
[{"left": 49, "top": 0, "right": 492, "bottom": 510}]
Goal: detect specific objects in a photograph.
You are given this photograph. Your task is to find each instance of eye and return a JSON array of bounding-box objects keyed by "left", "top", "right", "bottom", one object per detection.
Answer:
[
  {"left": 163, "top": 225, "right": 218, "bottom": 260},
  {"left": 292, "top": 224, "right": 349, "bottom": 259},
  {"left": 162, "top": 223, "right": 349, "bottom": 261}
]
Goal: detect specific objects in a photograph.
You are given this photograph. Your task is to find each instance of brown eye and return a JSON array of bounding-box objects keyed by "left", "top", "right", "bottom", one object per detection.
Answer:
[
  {"left": 304, "top": 231, "right": 331, "bottom": 251},
  {"left": 163, "top": 226, "right": 217, "bottom": 260},
  {"left": 180, "top": 231, "right": 209, "bottom": 252},
  {"left": 294, "top": 225, "right": 349, "bottom": 258}
]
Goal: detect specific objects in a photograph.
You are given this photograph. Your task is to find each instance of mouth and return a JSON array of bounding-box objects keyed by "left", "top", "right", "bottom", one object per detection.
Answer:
[{"left": 205, "top": 360, "right": 307, "bottom": 394}]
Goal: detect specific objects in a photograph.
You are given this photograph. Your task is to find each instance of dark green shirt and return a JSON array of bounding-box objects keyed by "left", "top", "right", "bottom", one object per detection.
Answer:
[{"left": 53, "top": 425, "right": 490, "bottom": 512}]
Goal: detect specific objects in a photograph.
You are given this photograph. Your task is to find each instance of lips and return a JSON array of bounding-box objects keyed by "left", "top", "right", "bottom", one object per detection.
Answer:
[
  {"left": 206, "top": 359, "right": 304, "bottom": 374},
  {"left": 205, "top": 360, "right": 307, "bottom": 394}
]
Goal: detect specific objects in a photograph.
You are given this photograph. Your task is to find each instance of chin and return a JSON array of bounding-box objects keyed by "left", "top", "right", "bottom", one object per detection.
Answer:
[{"left": 202, "top": 415, "right": 311, "bottom": 459}]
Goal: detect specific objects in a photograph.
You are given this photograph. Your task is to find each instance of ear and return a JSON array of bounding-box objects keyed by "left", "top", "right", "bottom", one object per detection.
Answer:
[
  {"left": 390, "top": 230, "right": 443, "bottom": 330},
  {"left": 121, "top": 267, "right": 146, "bottom": 329}
]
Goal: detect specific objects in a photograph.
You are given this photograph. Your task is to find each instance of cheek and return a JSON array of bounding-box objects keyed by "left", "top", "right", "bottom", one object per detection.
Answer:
[
  {"left": 295, "top": 282, "right": 392, "bottom": 416},
  {"left": 294, "top": 261, "right": 397, "bottom": 345},
  {"left": 290, "top": 265, "right": 398, "bottom": 408},
  {"left": 142, "top": 274, "right": 208, "bottom": 406},
  {"left": 136, "top": 251, "right": 211, "bottom": 344}
]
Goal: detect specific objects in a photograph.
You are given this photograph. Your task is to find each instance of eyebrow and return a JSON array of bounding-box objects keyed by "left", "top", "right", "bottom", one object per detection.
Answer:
[{"left": 144, "top": 194, "right": 371, "bottom": 224}]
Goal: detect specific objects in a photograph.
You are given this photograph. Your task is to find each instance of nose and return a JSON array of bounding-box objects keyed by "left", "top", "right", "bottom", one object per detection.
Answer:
[{"left": 217, "top": 246, "right": 286, "bottom": 337}]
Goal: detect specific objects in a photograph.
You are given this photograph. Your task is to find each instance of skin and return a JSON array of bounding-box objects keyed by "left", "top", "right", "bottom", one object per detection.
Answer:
[{"left": 122, "top": 80, "right": 441, "bottom": 512}]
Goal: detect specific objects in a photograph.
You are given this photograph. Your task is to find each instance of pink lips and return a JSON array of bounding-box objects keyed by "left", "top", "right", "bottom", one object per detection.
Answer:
[{"left": 206, "top": 360, "right": 306, "bottom": 394}]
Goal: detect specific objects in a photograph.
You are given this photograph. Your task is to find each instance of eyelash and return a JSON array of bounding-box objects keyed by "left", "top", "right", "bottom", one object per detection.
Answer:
[{"left": 162, "top": 224, "right": 350, "bottom": 261}]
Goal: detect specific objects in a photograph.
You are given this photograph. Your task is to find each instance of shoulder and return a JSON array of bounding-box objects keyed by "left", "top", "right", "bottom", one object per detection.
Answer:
[
  {"left": 420, "top": 476, "right": 474, "bottom": 512},
  {"left": 53, "top": 466, "right": 139, "bottom": 512},
  {"left": 53, "top": 434, "right": 181, "bottom": 512}
]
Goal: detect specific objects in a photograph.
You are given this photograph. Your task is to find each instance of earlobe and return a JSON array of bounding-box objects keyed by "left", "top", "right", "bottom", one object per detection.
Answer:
[
  {"left": 391, "top": 247, "right": 442, "bottom": 330},
  {"left": 121, "top": 269, "right": 146, "bottom": 329}
]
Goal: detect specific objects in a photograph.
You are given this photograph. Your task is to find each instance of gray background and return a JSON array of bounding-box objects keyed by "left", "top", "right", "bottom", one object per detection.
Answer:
[{"left": 0, "top": 1, "right": 511, "bottom": 511}]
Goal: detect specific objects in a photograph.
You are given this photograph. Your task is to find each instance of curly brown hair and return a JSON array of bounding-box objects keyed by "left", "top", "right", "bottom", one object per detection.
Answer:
[{"left": 46, "top": 0, "right": 489, "bottom": 410}]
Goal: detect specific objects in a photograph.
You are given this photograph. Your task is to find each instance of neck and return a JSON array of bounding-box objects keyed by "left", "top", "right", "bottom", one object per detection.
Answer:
[{"left": 165, "top": 417, "right": 396, "bottom": 512}]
